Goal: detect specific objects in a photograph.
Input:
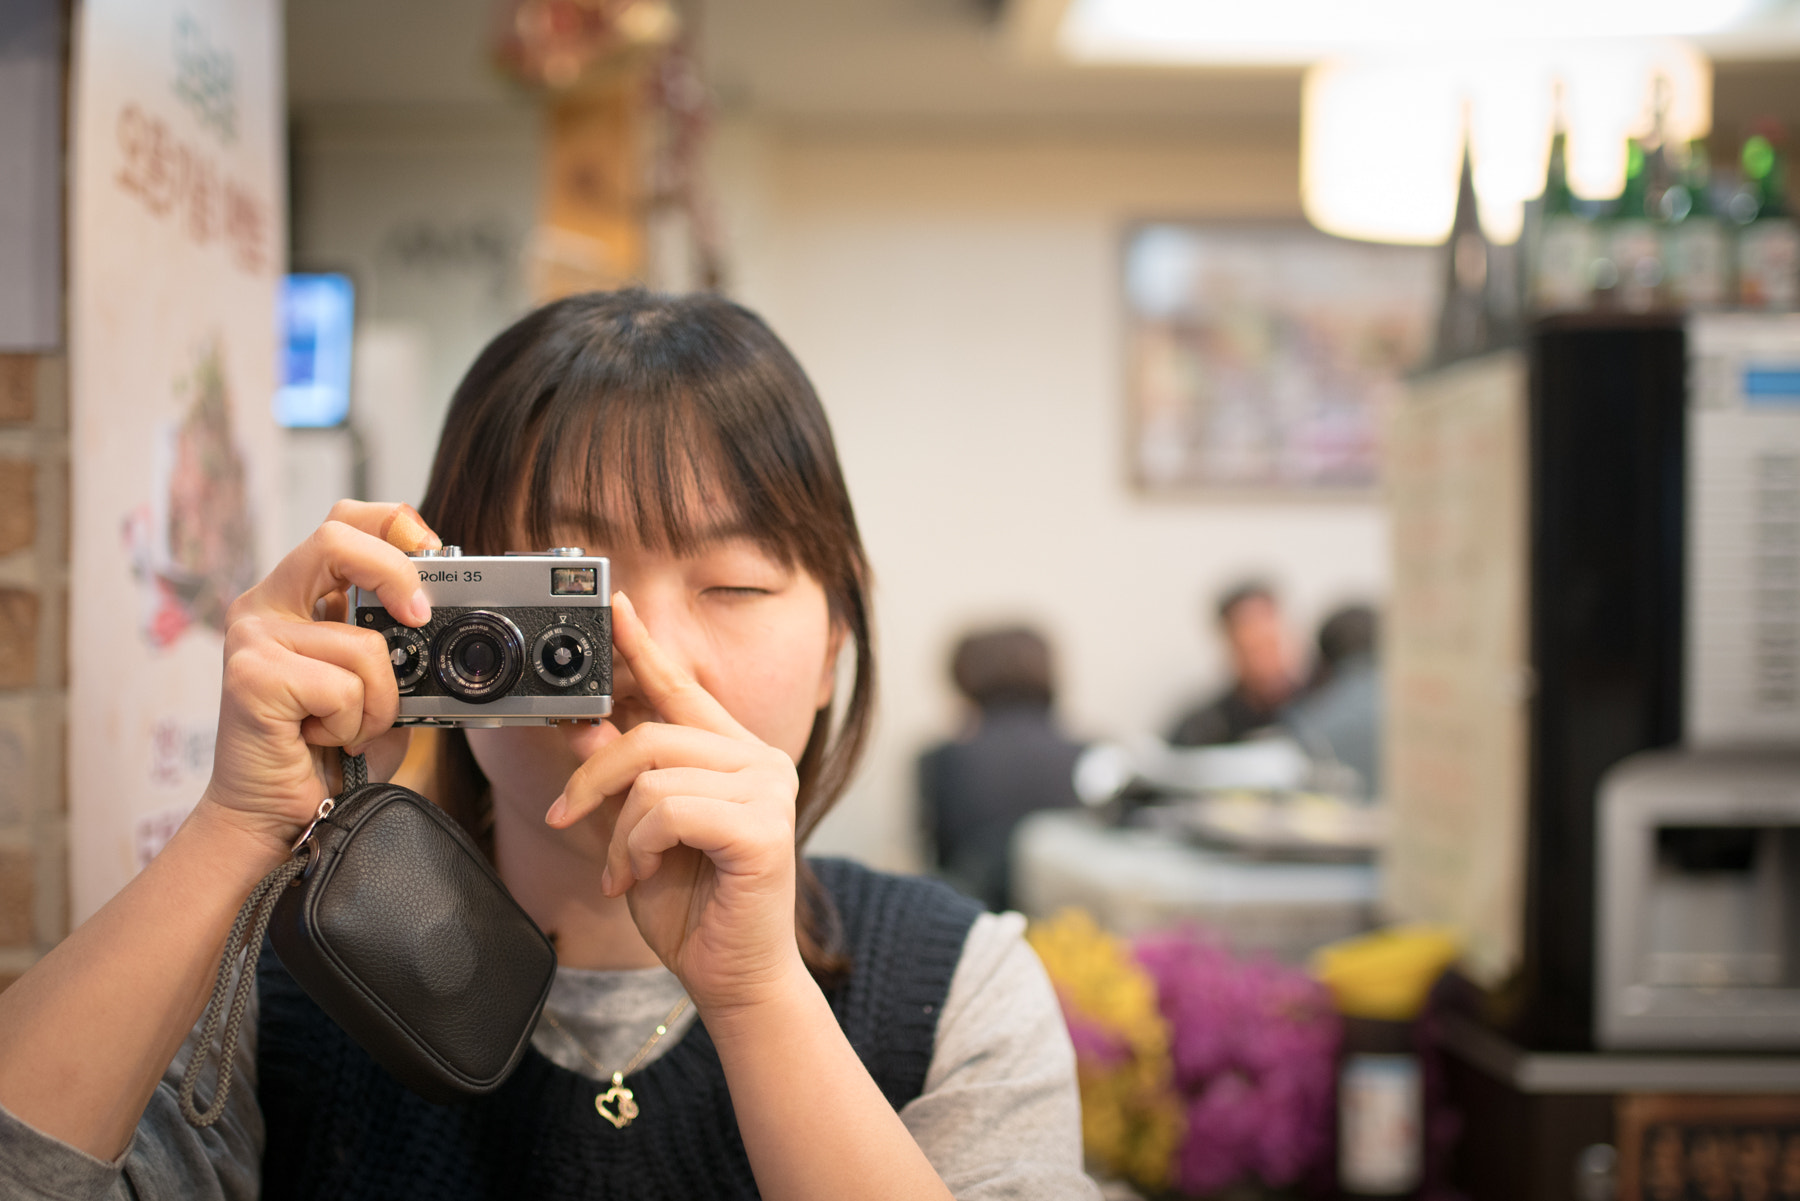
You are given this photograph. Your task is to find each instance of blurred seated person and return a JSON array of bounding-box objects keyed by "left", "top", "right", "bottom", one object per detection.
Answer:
[
  {"left": 1167, "top": 581, "right": 1299, "bottom": 748},
  {"left": 919, "top": 626, "right": 1084, "bottom": 912},
  {"left": 1283, "top": 604, "right": 1383, "bottom": 801}
]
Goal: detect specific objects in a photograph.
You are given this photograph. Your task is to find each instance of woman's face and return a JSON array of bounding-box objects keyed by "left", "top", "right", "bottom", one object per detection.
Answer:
[{"left": 465, "top": 526, "right": 842, "bottom": 833}]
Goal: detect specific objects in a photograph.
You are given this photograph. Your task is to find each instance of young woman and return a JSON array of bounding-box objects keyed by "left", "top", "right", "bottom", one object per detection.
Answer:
[{"left": 0, "top": 291, "right": 1095, "bottom": 1200}]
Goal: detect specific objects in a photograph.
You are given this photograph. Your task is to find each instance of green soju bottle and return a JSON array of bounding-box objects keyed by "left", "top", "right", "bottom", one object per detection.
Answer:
[
  {"left": 1663, "top": 139, "right": 1731, "bottom": 309},
  {"left": 1611, "top": 139, "right": 1665, "bottom": 312},
  {"left": 1531, "top": 128, "right": 1595, "bottom": 312},
  {"left": 1737, "top": 131, "right": 1800, "bottom": 310}
]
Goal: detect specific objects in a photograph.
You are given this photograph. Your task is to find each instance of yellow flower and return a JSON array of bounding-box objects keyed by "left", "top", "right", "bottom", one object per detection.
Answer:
[{"left": 1029, "top": 910, "right": 1184, "bottom": 1189}]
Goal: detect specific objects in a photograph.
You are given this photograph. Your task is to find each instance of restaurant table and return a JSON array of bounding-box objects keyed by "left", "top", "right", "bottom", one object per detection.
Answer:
[{"left": 1010, "top": 808, "right": 1381, "bottom": 962}]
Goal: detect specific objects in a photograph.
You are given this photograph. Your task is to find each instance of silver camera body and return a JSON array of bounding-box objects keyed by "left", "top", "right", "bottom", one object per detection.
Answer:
[{"left": 350, "top": 547, "right": 612, "bottom": 727}]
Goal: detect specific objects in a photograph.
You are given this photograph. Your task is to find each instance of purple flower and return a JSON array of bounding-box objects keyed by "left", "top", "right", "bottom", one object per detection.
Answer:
[
  {"left": 1064, "top": 1011, "right": 1131, "bottom": 1068},
  {"left": 1133, "top": 927, "right": 1343, "bottom": 1192},
  {"left": 1177, "top": 1072, "right": 1258, "bottom": 1194},
  {"left": 1249, "top": 1063, "right": 1334, "bottom": 1185}
]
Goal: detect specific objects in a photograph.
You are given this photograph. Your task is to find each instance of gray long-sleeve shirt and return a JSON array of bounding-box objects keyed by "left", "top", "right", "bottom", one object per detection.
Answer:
[{"left": 0, "top": 911, "right": 1100, "bottom": 1201}]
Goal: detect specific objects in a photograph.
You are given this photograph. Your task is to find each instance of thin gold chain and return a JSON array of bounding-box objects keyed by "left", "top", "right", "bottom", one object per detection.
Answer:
[{"left": 540, "top": 996, "right": 690, "bottom": 1084}]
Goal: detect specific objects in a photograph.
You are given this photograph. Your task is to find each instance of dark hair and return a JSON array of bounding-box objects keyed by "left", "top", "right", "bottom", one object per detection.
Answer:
[
  {"left": 417, "top": 289, "right": 872, "bottom": 981},
  {"left": 1316, "top": 604, "right": 1378, "bottom": 667},
  {"left": 950, "top": 626, "right": 1055, "bottom": 709},
  {"left": 1215, "top": 579, "right": 1277, "bottom": 626}
]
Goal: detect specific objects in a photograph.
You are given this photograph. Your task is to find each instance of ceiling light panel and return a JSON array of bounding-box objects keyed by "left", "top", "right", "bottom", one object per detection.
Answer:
[{"left": 1060, "top": 0, "right": 1767, "bottom": 64}]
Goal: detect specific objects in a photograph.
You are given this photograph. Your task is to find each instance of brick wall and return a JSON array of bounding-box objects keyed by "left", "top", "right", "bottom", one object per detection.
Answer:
[{"left": 0, "top": 354, "right": 69, "bottom": 991}]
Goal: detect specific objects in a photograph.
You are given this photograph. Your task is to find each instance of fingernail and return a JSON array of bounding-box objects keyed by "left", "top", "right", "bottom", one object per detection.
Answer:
[
  {"left": 600, "top": 866, "right": 615, "bottom": 895},
  {"left": 408, "top": 590, "right": 431, "bottom": 625},
  {"left": 545, "top": 794, "right": 567, "bottom": 825}
]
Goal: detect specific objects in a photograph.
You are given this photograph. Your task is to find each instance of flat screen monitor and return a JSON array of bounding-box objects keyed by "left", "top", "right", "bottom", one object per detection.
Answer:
[{"left": 276, "top": 273, "right": 355, "bottom": 428}]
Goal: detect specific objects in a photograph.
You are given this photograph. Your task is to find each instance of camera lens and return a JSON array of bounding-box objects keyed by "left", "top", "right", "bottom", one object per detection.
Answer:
[
  {"left": 433, "top": 611, "right": 525, "bottom": 703},
  {"left": 456, "top": 638, "right": 498, "bottom": 679},
  {"left": 531, "top": 623, "right": 595, "bottom": 688}
]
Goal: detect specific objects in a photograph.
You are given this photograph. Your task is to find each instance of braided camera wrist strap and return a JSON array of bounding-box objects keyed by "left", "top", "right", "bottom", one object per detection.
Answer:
[{"left": 178, "top": 749, "right": 367, "bottom": 1128}]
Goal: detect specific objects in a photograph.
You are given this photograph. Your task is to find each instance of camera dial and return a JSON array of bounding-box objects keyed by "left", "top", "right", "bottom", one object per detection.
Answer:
[
  {"left": 433, "top": 611, "right": 526, "bottom": 703},
  {"left": 382, "top": 626, "right": 428, "bottom": 690},
  {"left": 531, "top": 623, "right": 596, "bottom": 689}
]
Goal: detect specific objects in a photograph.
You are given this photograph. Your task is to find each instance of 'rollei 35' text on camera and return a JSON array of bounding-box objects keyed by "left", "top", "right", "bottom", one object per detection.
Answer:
[{"left": 418, "top": 569, "right": 482, "bottom": 583}]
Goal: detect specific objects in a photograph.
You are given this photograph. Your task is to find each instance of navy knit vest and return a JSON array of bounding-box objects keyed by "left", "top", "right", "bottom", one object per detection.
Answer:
[{"left": 256, "top": 858, "right": 982, "bottom": 1201}]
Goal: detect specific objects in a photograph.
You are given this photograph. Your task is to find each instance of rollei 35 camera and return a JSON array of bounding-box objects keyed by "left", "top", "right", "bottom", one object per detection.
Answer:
[{"left": 350, "top": 547, "right": 612, "bottom": 727}]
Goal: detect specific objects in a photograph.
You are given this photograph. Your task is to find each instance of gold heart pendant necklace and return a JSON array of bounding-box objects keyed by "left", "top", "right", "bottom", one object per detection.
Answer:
[
  {"left": 595, "top": 1073, "right": 641, "bottom": 1128},
  {"left": 542, "top": 997, "right": 690, "bottom": 1130}
]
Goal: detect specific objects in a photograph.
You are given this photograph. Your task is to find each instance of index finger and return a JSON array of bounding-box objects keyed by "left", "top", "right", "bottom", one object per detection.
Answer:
[
  {"left": 611, "top": 591, "right": 753, "bottom": 741},
  {"left": 325, "top": 500, "right": 442, "bottom": 553},
  {"left": 253, "top": 504, "right": 437, "bottom": 626}
]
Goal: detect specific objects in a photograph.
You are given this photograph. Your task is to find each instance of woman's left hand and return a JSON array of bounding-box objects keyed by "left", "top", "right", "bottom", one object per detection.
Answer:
[{"left": 544, "top": 591, "right": 809, "bottom": 1016}]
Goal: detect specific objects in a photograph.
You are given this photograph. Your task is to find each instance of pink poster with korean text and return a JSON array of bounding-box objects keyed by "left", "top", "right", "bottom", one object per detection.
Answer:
[{"left": 68, "top": 0, "right": 283, "bottom": 919}]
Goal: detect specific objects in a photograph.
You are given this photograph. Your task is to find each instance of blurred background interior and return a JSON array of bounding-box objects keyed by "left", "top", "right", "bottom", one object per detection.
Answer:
[
  {"left": 272, "top": 0, "right": 1800, "bottom": 867},
  {"left": 8, "top": 0, "right": 1800, "bottom": 1197},
  {"left": 276, "top": 0, "right": 1413, "bottom": 876}
]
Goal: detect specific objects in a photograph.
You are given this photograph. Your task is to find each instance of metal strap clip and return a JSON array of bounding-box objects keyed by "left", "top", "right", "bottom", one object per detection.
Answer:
[{"left": 289, "top": 796, "right": 336, "bottom": 854}]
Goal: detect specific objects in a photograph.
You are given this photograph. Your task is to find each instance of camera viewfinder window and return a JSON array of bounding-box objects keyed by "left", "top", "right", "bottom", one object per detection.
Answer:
[{"left": 551, "top": 567, "right": 598, "bottom": 596}]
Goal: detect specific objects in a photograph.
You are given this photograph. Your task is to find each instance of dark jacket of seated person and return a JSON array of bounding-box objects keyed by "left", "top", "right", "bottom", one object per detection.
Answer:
[
  {"left": 919, "top": 627, "right": 1083, "bottom": 913},
  {"left": 1167, "top": 581, "right": 1298, "bottom": 747}
]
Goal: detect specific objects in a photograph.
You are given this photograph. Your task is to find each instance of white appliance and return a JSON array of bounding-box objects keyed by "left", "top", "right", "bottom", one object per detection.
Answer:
[{"left": 1687, "top": 313, "right": 1800, "bottom": 745}]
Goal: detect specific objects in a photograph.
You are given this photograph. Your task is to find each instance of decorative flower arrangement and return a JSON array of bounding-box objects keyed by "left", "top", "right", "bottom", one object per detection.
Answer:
[
  {"left": 1031, "top": 911, "right": 1343, "bottom": 1198},
  {"left": 1137, "top": 929, "right": 1342, "bottom": 1195},
  {"left": 1027, "top": 911, "right": 1185, "bottom": 1190}
]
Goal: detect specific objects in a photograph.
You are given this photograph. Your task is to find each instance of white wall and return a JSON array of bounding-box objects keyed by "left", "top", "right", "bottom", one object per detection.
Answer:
[
  {"left": 712, "top": 123, "right": 1390, "bottom": 871},
  {"left": 289, "top": 113, "right": 1391, "bottom": 872},
  {"left": 291, "top": 103, "right": 544, "bottom": 498}
]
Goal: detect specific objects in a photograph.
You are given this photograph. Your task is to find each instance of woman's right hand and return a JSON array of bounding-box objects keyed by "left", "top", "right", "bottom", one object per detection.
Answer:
[{"left": 198, "top": 499, "right": 439, "bottom": 871}]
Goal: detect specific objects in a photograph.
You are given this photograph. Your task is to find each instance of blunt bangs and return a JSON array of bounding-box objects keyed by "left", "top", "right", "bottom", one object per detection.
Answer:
[{"left": 426, "top": 292, "right": 852, "bottom": 605}]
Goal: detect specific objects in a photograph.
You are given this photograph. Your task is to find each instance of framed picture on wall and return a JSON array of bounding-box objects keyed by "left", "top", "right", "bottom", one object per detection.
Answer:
[{"left": 1124, "top": 223, "right": 1441, "bottom": 497}]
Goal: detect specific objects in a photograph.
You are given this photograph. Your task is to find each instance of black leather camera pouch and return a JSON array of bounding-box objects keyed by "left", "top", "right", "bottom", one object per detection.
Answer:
[
  {"left": 267, "top": 780, "right": 557, "bottom": 1104},
  {"left": 179, "top": 755, "right": 556, "bottom": 1125}
]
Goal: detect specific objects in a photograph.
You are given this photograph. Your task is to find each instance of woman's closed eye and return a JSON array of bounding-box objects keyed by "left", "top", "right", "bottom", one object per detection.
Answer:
[{"left": 690, "top": 537, "right": 793, "bottom": 599}]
